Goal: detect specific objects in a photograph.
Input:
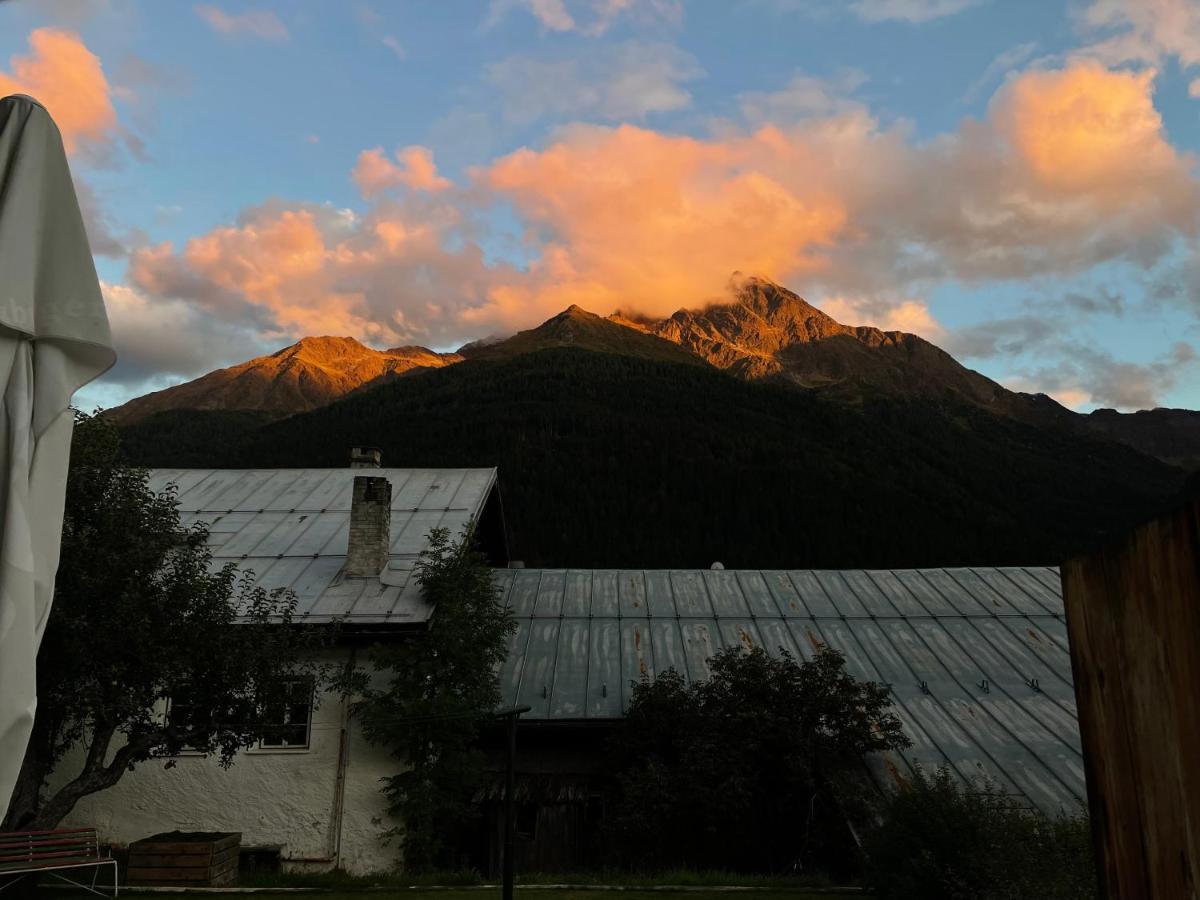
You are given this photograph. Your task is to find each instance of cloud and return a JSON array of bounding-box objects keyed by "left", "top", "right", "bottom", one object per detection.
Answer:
[
  {"left": 817, "top": 296, "right": 943, "bottom": 337},
  {"left": 475, "top": 123, "right": 849, "bottom": 325},
  {"left": 1015, "top": 342, "right": 1197, "bottom": 410},
  {"left": 739, "top": 69, "right": 869, "bottom": 123},
  {"left": 0, "top": 28, "right": 118, "bottom": 156},
  {"left": 943, "top": 315, "right": 1059, "bottom": 359},
  {"left": 990, "top": 63, "right": 1182, "bottom": 201},
  {"left": 127, "top": 198, "right": 515, "bottom": 348},
  {"left": 847, "top": 0, "right": 982, "bottom": 23},
  {"left": 15, "top": 0, "right": 126, "bottom": 27},
  {"left": 485, "top": 0, "right": 683, "bottom": 35},
  {"left": 99, "top": 281, "right": 266, "bottom": 388},
  {"left": 1078, "top": 0, "right": 1200, "bottom": 72},
  {"left": 118, "top": 58, "right": 1200, "bottom": 383},
  {"left": 351, "top": 146, "right": 453, "bottom": 197},
  {"left": 817, "top": 61, "right": 1200, "bottom": 294},
  {"left": 74, "top": 177, "right": 129, "bottom": 257},
  {"left": 944, "top": 306, "right": 1192, "bottom": 410},
  {"left": 194, "top": 5, "right": 289, "bottom": 41},
  {"left": 485, "top": 42, "right": 701, "bottom": 123},
  {"left": 1062, "top": 288, "right": 1123, "bottom": 316},
  {"left": 962, "top": 41, "right": 1038, "bottom": 105}
]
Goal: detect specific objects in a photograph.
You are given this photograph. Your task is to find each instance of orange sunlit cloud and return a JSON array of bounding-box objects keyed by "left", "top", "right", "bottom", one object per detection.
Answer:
[
  {"left": 993, "top": 62, "right": 1186, "bottom": 201},
  {"left": 129, "top": 198, "right": 503, "bottom": 347},
  {"left": 0, "top": 28, "right": 117, "bottom": 155},
  {"left": 124, "top": 60, "right": 1200, "bottom": 349},
  {"left": 352, "top": 145, "right": 453, "bottom": 197},
  {"left": 472, "top": 122, "right": 849, "bottom": 326},
  {"left": 818, "top": 297, "right": 944, "bottom": 338}
]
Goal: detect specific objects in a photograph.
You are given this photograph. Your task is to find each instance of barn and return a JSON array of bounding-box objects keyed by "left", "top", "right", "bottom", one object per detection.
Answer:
[
  {"left": 478, "top": 566, "right": 1083, "bottom": 871},
  {"left": 57, "top": 456, "right": 1085, "bottom": 876}
]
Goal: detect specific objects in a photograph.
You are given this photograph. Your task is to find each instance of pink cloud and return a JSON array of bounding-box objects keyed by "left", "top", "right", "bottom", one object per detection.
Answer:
[
  {"left": 121, "top": 60, "right": 1200, "bottom": 360},
  {"left": 351, "top": 145, "right": 453, "bottom": 198},
  {"left": 0, "top": 28, "right": 117, "bottom": 155},
  {"left": 194, "top": 5, "right": 290, "bottom": 41}
]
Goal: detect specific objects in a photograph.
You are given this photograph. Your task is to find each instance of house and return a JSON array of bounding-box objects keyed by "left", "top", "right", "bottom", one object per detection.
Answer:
[
  {"left": 55, "top": 453, "right": 507, "bottom": 876},
  {"left": 58, "top": 456, "right": 1085, "bottom": 876}
]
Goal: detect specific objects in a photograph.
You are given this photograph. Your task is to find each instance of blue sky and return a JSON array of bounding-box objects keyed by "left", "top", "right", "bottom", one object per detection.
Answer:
[{"left": 3, "top": 0, "right": 1200, "bottom": 412}]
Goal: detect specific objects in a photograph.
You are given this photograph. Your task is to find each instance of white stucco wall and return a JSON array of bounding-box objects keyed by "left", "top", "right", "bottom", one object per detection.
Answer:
[{"left": 51, "top": 649, "right": 403, "bottom": 876}]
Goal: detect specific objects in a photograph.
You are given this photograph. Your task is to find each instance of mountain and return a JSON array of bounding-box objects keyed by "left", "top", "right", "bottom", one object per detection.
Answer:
[
  {"left": 105, "top": 274, "right": 1200, "bottom": 468},
  {"left": 109, "top": 336, "right": 460, "bottom": 423},
  {"left": 118, "top": 347, "right": 1185, "bottom": 569},
  {"left": 1084, "top": 408, "right": 1200, "bottom": 469},
  {"left": 461, "top": 304, "right": 707, "bottom": 367},
  {"left": 631, "top": 275, "right": 1074, "bottom": 426}
]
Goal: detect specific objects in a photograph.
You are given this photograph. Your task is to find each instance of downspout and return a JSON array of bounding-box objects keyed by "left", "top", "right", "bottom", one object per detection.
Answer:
[
  {"left": 305, "top": 648, "right": 355, "bottom": 870},
  {"left": 329, "top": 648, "right": 355, "bottom": 868}
]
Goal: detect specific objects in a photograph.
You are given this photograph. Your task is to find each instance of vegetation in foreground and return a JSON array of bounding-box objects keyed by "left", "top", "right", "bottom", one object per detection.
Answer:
[
  {"left": 605, "top": 645, "right": 908, "bottom": 876},
  {"left": 346, "top": 527, "right": 517, "bottom": 871},
  {"left": 234, "top": 869, "right": 842, "bottom": 889},
  {"left": 865, "top": 767, "right": 1097, "bottom": 900}
]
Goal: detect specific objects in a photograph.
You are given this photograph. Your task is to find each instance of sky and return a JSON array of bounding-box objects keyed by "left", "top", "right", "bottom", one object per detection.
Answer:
[{"left": 4, "top": 0, "right": 1200, "bottom": 413}]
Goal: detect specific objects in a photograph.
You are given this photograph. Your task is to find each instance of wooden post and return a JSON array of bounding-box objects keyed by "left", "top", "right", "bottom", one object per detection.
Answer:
[
  {"left": 494, "top": 705, "right": 530, "bottom": 900},
  {"left": 1062, "top": 500, "right": 1200, "bottom": 899}
]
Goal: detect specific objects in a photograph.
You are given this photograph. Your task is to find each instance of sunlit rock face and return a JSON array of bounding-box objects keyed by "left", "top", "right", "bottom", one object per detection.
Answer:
[
  {"left": 108, "top": 336, "right": 461, "bottom": 423},
  {"left": 635, "top": 276, "right": 1072, "bottom": 426}
]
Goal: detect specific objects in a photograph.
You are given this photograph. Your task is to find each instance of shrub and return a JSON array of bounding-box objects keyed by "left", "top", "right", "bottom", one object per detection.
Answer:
[
  {"left": 606, "top": 645, "right": 909, "bottom": 874},
  {"left": 864, "top": 767, "right": 1097, "bottom": 900}
]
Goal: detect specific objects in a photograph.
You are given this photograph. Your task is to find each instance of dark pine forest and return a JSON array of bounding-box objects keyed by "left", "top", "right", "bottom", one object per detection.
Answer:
[{"left": 118, "top": 347, "right": 1185, "bottom": 570}]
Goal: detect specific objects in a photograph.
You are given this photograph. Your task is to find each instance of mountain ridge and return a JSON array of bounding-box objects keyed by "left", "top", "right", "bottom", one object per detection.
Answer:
[
  {"left": 106, "top": 274, "right": 1200, "bottom": 468},
  {"left": 109, "top": 335, "right": 461, "bottom": 423},
  {"left": 118, "top": 346, "right": 1186, "bottom": 569}
]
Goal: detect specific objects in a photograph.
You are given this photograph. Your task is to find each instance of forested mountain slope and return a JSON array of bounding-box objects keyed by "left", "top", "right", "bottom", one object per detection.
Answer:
[{"left": 120, "top": 348, "right": 1184, "bottom": 570}]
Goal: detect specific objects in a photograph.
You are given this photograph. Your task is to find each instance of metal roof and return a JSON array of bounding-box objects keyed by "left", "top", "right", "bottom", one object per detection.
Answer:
[
  {"left": 493, "top": 566, "right": 1084, "bottom": 816},
  {"left": 149, "top": 467, "right": 498, "bottom": 624}
]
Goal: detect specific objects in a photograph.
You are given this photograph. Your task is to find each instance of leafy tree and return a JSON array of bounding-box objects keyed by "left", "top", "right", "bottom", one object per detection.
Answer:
[
  {"left": 864, "top": 766, "right": 1097, "bottom": 900},
  {"left": 606, "top": 645, "right": 909, "bottom": 873},
  {"left": 350, "top": 526, "right": 515, "bottom": 871},
  {"left": 2, "top": 412, "right": 328, "bottom": 831}
]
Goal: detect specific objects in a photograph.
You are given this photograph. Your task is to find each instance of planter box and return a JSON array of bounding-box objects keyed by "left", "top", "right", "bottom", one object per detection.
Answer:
[{"left": 126, "top": 831, "right": 241, "bottom": 886}]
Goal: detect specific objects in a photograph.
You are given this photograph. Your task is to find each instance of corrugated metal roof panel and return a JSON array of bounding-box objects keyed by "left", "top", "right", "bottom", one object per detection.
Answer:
[
  {"left": 498, "top": 566, "right": 1080, "bottom": 816},
  {"left": 152, "top": 467, "right": 498, "bottom": 625}
]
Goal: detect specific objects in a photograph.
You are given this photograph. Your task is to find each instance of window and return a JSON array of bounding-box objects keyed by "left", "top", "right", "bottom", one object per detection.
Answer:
[
  {"left": 257, "top": 678, "right": 313, "bottom": 750},
  {"left": 164, "top": 691, "right": 206, "bottom": 753}
]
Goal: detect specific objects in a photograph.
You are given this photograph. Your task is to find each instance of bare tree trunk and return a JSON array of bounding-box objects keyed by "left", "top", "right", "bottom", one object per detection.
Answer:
[{"left": 1, "top": 753, "right": 46, "bottom": 831}]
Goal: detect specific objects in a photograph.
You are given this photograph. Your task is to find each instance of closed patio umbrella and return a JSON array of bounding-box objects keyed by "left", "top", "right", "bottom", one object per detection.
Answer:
[{"left": 0, "top": 94, "right": 115, "bottom": 816}]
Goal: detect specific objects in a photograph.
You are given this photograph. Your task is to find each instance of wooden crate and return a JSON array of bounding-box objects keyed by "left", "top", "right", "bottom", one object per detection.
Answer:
[{"left": 126, "top": 831, "right": 241, "bottom": 886}]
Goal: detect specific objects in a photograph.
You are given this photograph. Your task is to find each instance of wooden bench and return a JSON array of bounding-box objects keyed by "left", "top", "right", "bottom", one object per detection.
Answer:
[{"left": 0, "top": 828, "right": 118, "bottom": 896}]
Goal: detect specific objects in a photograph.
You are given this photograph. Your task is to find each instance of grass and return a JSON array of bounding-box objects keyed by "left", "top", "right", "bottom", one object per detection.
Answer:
[
  {"left": 234, "top": 871, "right": 844, "bottom": 891},
  {"left": 183, "top": 893, "right": 860, "bottom": 900}
]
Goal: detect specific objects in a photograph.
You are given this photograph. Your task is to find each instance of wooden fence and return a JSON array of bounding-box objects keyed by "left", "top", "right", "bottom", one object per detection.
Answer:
[{"left": 1062, "top": 500, "right": 1200, "bottom": 899}]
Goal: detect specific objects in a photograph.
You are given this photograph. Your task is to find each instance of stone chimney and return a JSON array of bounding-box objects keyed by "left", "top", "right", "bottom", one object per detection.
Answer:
[
  {"left": 350, "top": 446, "right": 382, "bottom": 468},
  {"left": 346, "top": 475, "right": 391, "bottom": 577}
]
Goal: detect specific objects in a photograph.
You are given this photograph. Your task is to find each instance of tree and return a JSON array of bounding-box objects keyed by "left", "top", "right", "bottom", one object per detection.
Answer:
[
  {"left": 864, "top": 766, "right": 1097, "bottom": 900},
  {"left": 350, "top": 526, "right": 515, "bottom": 871},
  {"left": 2, "top": 412, "right": 328, "bottom": 831},
  {"left": 606, "top": 645, "right": 910, "bottom": 873}
]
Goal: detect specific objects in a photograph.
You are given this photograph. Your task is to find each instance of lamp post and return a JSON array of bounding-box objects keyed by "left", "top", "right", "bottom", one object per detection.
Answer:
[{"left": 494, "top": 705, "right": 531, "bottom": 900}]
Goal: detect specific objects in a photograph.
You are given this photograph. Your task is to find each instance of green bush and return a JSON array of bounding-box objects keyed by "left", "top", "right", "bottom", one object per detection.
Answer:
[
  {"left": 864, "top": 767, "right": 1097, "bottom": 900},
  {"left": 606, "top": 645, "right": 908, "bottom": 874}
]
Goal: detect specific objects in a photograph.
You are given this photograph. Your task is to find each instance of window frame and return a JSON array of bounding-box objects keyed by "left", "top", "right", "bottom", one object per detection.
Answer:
[{"left": 248, "top": 676, "right": 315, "bottom": 754}]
